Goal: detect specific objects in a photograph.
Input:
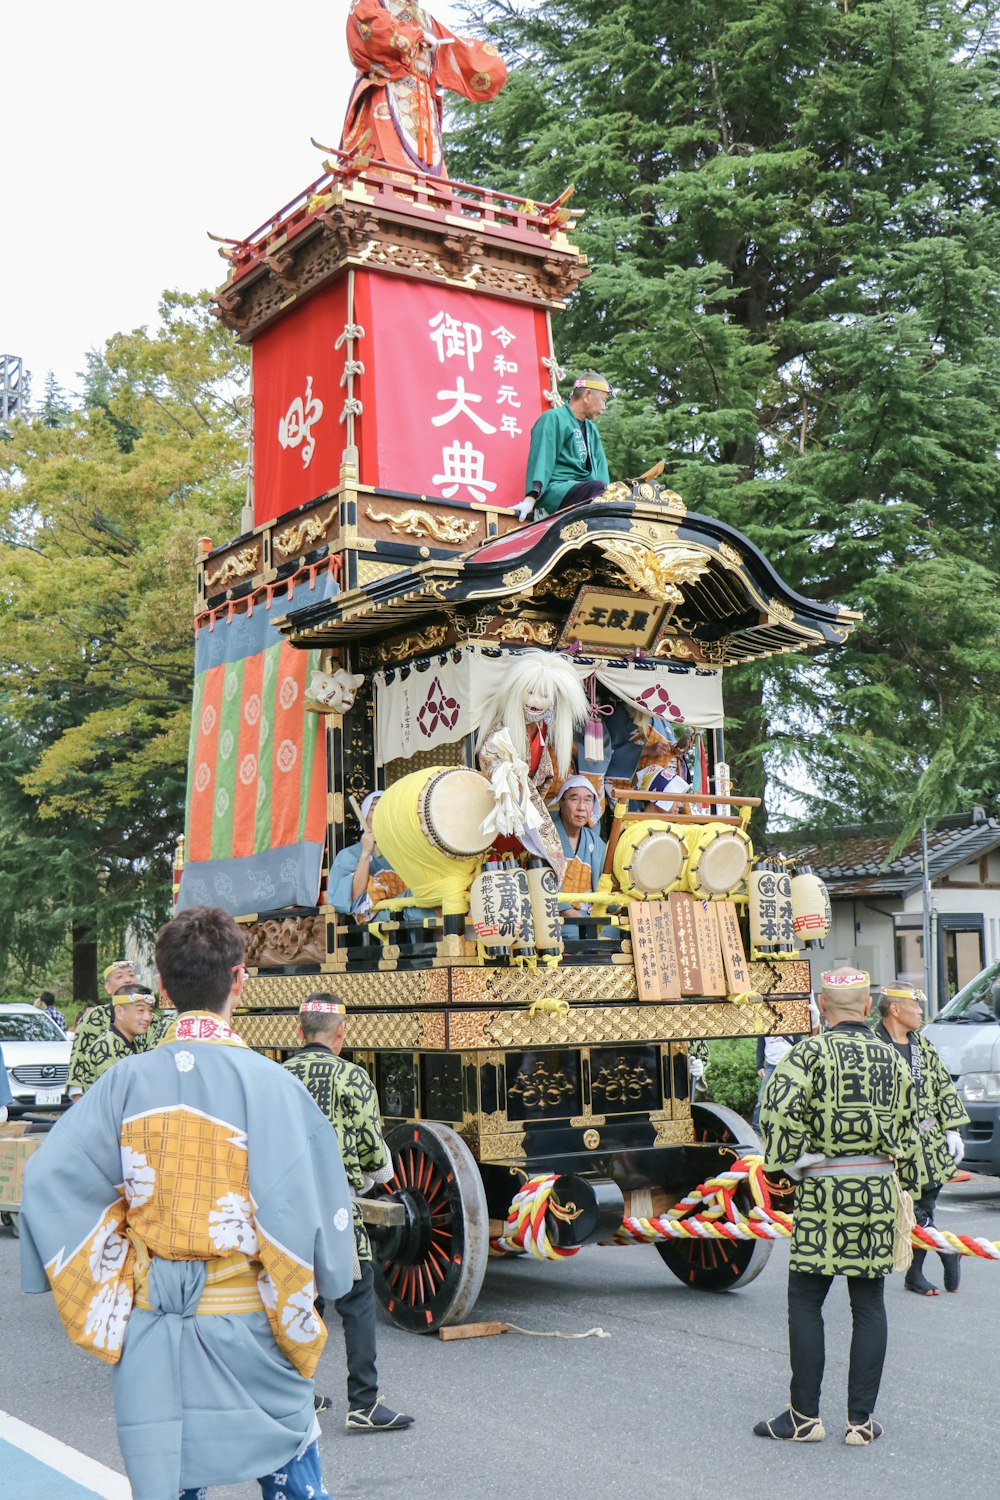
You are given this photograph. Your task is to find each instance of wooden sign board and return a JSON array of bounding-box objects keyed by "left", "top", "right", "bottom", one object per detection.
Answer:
[
  {"left": 715, "top": 901, "right": 752, "bottom": 994},
  {"left": 629, "top": 901, "right": 682, "bottom": 1001},
  {"left": 668, "top": 893, "right": 704, "bottom": 995},
  {"left": 691, "top": 899, "right": 727, "bottom": 996}
]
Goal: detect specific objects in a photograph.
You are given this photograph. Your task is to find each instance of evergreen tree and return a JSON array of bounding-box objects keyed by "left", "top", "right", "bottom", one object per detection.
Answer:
[
  {"left": 451, "top": 0, "right": 1000, "bottom": 836},
  {"left": 0, "top": 291, "right": 248, "bottom": 997}
]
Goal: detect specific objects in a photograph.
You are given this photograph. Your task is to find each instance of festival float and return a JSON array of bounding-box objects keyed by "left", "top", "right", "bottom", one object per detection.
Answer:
[{"left": 177, "top": 3, "right": 857, "bottom": 1331}]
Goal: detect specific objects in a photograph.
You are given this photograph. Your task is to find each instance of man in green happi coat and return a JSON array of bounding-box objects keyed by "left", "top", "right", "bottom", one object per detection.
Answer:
[
  {"left": 89, "top": 989, "right": 154, "bottom": 1087},
  {"left": 514, "top": 373, "right": 611, "bottom": 521},
  {"left": 68, "top": 964, "right": 147, "bottom": 1099},
  {"left": 284, "top": 995, "right": 414, "bottom": 1435},
  {"left": 875, "top": 981, "right": 969, "bottom": 1295},
  {"left": 754, "top": 967, "right": 925, "bottom": 1447}
]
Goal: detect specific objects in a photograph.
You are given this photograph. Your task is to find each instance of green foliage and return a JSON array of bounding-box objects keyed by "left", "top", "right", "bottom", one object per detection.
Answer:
[
  {"left": 0, "top": 292, "right": 248, "bottom": 997},
  {"left": 705, "top": 1038, "right": 759, "bottom": 1121},
  {"left": 451, "top": 0, "right": 1000, "bottom": 835}
]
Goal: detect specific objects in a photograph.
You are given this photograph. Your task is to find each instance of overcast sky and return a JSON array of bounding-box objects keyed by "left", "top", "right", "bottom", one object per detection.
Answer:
[{"left": 3, "top": 0, "right": 471, "bottom": 402}]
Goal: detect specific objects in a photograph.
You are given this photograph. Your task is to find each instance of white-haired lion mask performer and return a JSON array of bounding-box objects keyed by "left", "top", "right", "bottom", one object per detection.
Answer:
[{"left": 475, "top": 651, "right": 588, "bottom": 880}]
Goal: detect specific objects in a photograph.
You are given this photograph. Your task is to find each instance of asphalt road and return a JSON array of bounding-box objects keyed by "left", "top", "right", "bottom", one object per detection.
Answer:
[{"left": 4, "top": 1175, "right": 1000, "bottom": 1500}]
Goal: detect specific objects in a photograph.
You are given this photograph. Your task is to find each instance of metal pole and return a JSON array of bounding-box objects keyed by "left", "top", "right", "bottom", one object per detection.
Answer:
[{"left": 921, "top": 817, "right": 935, "bottom": 1015}]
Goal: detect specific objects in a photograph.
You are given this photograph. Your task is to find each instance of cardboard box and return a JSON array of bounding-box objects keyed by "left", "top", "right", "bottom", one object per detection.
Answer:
[{"left": 0, "top": 1126, "right": 44, "bottom": 1209}]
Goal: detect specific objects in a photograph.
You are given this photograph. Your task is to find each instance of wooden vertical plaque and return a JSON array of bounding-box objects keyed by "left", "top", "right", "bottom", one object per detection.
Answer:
[
  {"left": 691, "top": 900, "right": 727, "bottom": 995},
  {"left": 715, "top": 901, "right": 752, "bottom": 994},
  {"left": 629, "top": 901, "right": 681, "bottom": 1001},
  {"left": 668, "top": 893, "right": 704, "bottom": 995}
]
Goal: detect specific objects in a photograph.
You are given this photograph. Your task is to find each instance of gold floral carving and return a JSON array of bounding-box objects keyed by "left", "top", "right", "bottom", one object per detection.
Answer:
[
  {"left": 381, "top": 624, "right": 449, "bottom": 663},
  {"left": 768, "top": 597, "right": 795, "bottom": 622},
  {"left": 596, "top": 540, "right": 711, "bottom": 601},
  {"left": 205, "top": 547, "right": 261, "bottom": 590},
  {"left": 273, "top": 512, "right": 333, "bottom": 559},
  {"left": 508, "top": 1060, "right": 576, "bottom": 1111},
  {"left": 365, "top": 506, "right": 479, "bottom": 545},
  {"left": 559, "top": 520, "right": 588, "bottom": 542},
  {"left": 717, "top": 542, "right": 743, "bottom": 569},
  {"left": 493, "top": 619, "right": 559, "bottom": 646},
  {"left": 502, "top": 565, "right": 533, "bottom": 588}
]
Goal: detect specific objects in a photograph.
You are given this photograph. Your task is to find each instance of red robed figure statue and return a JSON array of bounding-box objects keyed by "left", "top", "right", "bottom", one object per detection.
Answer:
[{"left": 340, "top": 0, "right": 507, "bottom": 177}]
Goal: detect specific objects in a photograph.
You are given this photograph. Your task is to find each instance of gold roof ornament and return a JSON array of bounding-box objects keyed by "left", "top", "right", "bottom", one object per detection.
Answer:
[{"left": 595, "top": 539, "right": 712, "bottom": 602}]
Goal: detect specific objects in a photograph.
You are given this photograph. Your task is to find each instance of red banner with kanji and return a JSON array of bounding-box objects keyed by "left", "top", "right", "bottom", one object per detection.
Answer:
[
  {"left": 251, "top": 281, "right": 350, "bottom": 527},
  {"left": 355, "top": 275, "right": 549, "bottom": 507}
]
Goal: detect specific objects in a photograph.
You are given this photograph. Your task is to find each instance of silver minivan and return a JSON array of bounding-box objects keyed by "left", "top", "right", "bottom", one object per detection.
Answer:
[{"left": 923, "top": 961, "right": 1000, "bottom": 1177}]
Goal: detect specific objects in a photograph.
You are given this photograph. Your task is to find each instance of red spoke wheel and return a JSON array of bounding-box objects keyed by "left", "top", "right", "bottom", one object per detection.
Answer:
[
  {"left": 656, "top": 1101, "right": 772, "bottom": 1292},
  {"left": 373, "top": 1122, "right": 489, "bottom": 1333}
]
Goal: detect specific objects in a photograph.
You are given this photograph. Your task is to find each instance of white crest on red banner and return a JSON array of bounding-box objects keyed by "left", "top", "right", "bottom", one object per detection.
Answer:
[{"left": 277, "top": 375, "right": 324, "bottom": 468}]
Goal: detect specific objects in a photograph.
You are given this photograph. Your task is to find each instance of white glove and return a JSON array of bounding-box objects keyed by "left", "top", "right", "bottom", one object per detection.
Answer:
[
  {"left": 687, "top": 1058, "right": 705, "bottom": 1082},
  {"left": 514, "top": 497, "right": 535, "bottom": 522},
  {"left": 787, "top": 1151, "right": 826, "bottom": 1183},
  {"left": 946, "top": 1130, "right": 965, "bottom": 1165},
  {"left": 0, "top": 1105, "right": 7, "bottom": 1125}
]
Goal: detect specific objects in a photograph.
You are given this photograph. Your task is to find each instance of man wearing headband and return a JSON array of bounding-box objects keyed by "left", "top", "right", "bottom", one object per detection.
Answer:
[
  {"left": 87, "top": 984, "right": 155, "bottom": 1089},
  {"left": 284, "top": 995, "right": 414, "bottom": 1434},
  {"left": 68, "top": 960, "right": 144, "bottom": 1101},
  {"left": 754, "top": 966, "right": 924, "bottom": 1447},
  {"left": 549, "top": 777, "right": 605, "bottom": 937},
  {"left": 514, "top": 371, "right": 612, "bottom": 521},
  {"left": 875, "top": 982, "right": 969, "bottom": 1295},
  {"left": 22, "top": 906, "right": 354, "bottom": 1500}
]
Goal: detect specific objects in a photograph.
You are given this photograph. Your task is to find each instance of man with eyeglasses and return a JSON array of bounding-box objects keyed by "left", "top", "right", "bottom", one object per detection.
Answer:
[{"left": 875, "top": 981, "right": 969, "bottom": 1295}]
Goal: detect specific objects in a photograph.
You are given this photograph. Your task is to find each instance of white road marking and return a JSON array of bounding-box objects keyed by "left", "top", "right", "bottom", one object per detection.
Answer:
[{"left": 0, "top": 1410, "right": 131, "bottom": 1499}]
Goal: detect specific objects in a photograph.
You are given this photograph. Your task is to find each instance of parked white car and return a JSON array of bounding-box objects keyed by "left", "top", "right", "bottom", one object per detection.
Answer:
[{"left": 0, "top": 1003, "right": 72, "bottom": 1116}]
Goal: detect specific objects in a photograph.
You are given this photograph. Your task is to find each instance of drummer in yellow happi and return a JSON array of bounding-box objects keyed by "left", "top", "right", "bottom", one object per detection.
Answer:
[{"left": 550, "top": 777, "right": 605, "bottom": 937}]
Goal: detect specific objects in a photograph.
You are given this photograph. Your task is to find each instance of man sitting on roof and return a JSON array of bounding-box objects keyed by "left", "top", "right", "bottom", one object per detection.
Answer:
[{"left": 514, "top": 373, "right": 612, "bottom": 521}]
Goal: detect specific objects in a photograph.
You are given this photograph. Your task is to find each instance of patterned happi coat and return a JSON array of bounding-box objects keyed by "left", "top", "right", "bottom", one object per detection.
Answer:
[
  {"left": 340, "top": 0, "right": 506, "bottom": 176},
  {"left": 89, "top": 1026, "right": 144, "bottom": 1087},
  {"left": 68, "top": 1004, "right": 125, "bottom": 1093},
  {"left": 760, "top": 1020, "right": 926, "bottom": 1276},
  {"left": 875, "top": 1023, "right": 970, "bottom": 1192},
  {"left": 21, "top": 1011, "right": 354, "bottom": 1500},
  {"left": 284, "top": 1044, "right": 394, "bottom": 1262}
]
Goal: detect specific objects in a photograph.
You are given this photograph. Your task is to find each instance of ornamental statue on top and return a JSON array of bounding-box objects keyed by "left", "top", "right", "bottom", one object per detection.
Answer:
[{"left": 340, "top": 0, "right": 507, "bottom": 177}]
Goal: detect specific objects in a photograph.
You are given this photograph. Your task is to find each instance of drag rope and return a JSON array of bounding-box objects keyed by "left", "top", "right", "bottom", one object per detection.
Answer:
[{"left": 493, "top": 1158, "right": 998, "bottom": 1261}]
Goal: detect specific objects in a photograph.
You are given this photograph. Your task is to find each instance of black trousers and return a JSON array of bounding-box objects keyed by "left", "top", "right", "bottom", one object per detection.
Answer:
[
  {"left": 912, "top": 1184, "right": 941, "bottom": 1227},
  {"left": 788, "top": 1269, "right": 887, "bottom": 1420},
  {"left": 315, "top": 1260, "right": 379, "bottom": 1410}
]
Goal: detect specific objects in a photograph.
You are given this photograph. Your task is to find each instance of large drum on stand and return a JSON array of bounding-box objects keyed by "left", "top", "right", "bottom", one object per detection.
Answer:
[
  {"left": 613, "top": 820, "right": 688, "bottom": 899},
  {"left": 685, "top": 822, "right": 753, "bottom": 899}
]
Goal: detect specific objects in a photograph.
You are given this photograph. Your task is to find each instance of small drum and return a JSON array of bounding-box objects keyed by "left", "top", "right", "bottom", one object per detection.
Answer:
[
  {"left": 613, "top": 820, "right": 688, "bottom": 900},
  {"left": 416, "top": 767, "right": 497, "bottom": 861},
  {"left": 685, "top": 822, "right": 753, "bottom": 899}
]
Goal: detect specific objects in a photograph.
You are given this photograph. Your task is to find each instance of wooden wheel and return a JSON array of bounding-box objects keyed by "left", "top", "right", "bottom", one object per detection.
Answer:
[
  {"left": 656, "top": 1101, "right": 772, "bottom": 1292},
  {"left": 373, "top": 1121, "right": 489, "bottom": 1332}
]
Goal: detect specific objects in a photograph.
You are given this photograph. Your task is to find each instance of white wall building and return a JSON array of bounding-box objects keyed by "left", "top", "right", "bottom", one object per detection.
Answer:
[{"left": 784, "top": 810, "right": 1000, "bottom": 1015}]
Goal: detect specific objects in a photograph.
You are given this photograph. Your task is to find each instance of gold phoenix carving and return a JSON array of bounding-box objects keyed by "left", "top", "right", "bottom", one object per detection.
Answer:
[
  {"left": 365, "top": 505, "right": 478, "bottom": 545},
  {"left": 206, "top": 547, "right": 261, "bottom": 590},
  {"left": 596, "top": 540, "right": 712, "bottom": 601}
]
